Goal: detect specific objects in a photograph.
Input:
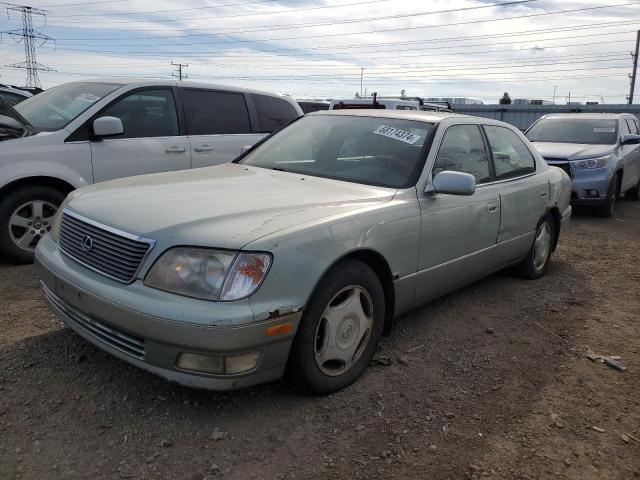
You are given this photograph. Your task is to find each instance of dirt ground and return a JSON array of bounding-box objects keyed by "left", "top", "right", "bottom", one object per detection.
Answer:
[{"left": 1, "top": 201, "right": 639, "bottom": 480}]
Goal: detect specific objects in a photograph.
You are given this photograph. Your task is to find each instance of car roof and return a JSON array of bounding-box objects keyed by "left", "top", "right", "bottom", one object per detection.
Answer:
[
  {"left": 61, "top": 78, "right": 295, "bottom": 100},
  {"left": 542, "top": 113, "right": 637, "bottom": 120},
  {"left": 310, "top": 109, "right": 479, "bottom": 124}
]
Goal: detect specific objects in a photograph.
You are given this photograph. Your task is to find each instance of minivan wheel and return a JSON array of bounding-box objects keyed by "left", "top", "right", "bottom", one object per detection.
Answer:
[
  {"left": 597, "top": 176, "right": 619, "bottom": 217},
  {"left": 624, "top": 179, "right": 640, "bottom": 201},
  {"left": 288, "top": 259, "right": 384, "bottom": 395},
  {"left": 516, "top": 213, "right": 555, "bottom": 280},
  {"left": 0, "top": 186, "right": 65, "bottom": 264}
]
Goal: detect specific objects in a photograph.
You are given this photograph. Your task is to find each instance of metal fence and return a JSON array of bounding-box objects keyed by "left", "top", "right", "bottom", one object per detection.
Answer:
[{"left": 452, "top": 104, "right": 640, "bottom": 130}]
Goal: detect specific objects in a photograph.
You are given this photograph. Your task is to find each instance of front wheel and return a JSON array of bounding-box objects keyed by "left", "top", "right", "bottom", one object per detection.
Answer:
[
  {"left": 516, "top": 213, "right": 555, "bottom": 280},
  {"left": 0, "top": 185, "right": 65, "bottom": 264},
  {"left": 288, "top": 259, "right": 385, "bottom": 394},
  {"left": 597, "top": 176, "right": 619, "bottom": 217}
]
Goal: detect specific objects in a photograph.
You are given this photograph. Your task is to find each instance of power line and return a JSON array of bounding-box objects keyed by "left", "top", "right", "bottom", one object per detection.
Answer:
[
  {"left": 46, "top": 2, "right": 640, "bottom": 48},
  {"left": 47, "top": 0, "right": 391, "bottom": 22}
]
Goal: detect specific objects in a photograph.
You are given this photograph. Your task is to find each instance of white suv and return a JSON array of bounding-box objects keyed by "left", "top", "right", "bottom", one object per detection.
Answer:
[{"left": 0, "top": 79, "right": 302, "bottom": 262}]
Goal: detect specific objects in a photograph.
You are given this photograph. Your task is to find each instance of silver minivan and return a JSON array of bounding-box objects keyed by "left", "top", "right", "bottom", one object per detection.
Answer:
[{"left": 0, "top": 79, "right": 302, "bottom": 262}]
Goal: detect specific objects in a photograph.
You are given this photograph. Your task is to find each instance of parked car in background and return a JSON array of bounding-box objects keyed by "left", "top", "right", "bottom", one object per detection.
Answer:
[
  {"left": 0, "top": 79, "right": 302, "bottom": 262},
  {"left": 526, "top": 113, "right": 640, "bottom": 217},
  {"left": 297, "top": 99, "right": 330, "bottom": 114},
  {"left": 330, "top": 96, "right": 420, "bottom": 110},
  {"left": 0, "top": 85, "right": 33, "bottom": 106},
  {"left": 35, "top": 110, "right": 571, "bottom": 394}
]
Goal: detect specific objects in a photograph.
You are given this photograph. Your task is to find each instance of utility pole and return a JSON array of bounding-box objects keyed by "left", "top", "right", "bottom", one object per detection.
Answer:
[
  {"left": 360, "top": 68, "right": 364, "bottom": 97},
  {"left": 628, "top": 29, "right": 639, "bottom": 104},
  {"left": 552, "top": 85, "right": 557, "bottom": 104},
  {"left": 171, "top": 62, "right": 188, "bottom": 81},
  {"left": 1, "top": 4, "right": 54, "bottom": 89}
]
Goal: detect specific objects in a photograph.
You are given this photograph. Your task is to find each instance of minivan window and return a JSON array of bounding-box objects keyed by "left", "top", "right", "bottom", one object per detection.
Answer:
[
  {"left": 627, "top": 119, "right": 640, "bottom": 134},
  {"left": 253, "top": 94, "right": 299, "bottom": 133},
  {"left": 182, "top": 89, "right": 251, "bottom": 135},
  {"left": 0, "top": 91, "right": 27, "bottom": 106},
  {"left": 620, "top": 119, "right": 632, "bottom": 136},
  {"left": 15, "top": 82, "right": 121, "bottom": 132},
  {"left": 433, "top": 125, "right": 490, "bottom": 184},
  {"left": 239, "top": 115, "right": 433, "bottom": 188},
  {"left": 485, "top": 125, "right": 536, "bottom": 180},
  {"left": 526, "top": 118, "right": 617, "bottom": 145},
  {"left": 100, "top": 89, "right": 178, "bottom": 139}
]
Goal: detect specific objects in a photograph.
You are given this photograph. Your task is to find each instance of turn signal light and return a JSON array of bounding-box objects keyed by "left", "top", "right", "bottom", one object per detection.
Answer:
[{"left": 266, "top": 322, "right": 293, "bottom": 337}]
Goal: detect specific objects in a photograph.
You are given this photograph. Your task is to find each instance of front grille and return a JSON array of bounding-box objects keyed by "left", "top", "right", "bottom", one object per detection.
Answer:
[
  {"left": 42, "top": 283, "right": 146, "bottom": 359},
  {"left": 59, "top": 210, "right": 154, "bottom": 283},
  {"left": 544, "top": 158, "right": 573, "bottom": 179}
]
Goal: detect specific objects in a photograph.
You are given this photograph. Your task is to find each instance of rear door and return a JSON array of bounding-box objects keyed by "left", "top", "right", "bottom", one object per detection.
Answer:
[
  {"left": 483, "top": 124, "right": 547, "bottom": 263},
  {"left": 90, "top": 87, "right": 190, "bottom": 182},
  {"left": 181, "top": 88, "right": 263, "bottom": 168}
]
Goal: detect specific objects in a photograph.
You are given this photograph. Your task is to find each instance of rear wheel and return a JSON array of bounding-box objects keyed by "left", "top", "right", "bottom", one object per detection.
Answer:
[
  {"left": 0, "top": 185, "right": 65, "bottom": 264},
  {"left": 597, "top": 176, "right": 619, "bottom": 218},
  {"left": 288, "top": 259, "right": 384, "bottom": 394},
  {"left": 516, "top": 213, "right": 555, "bottom": 280}
]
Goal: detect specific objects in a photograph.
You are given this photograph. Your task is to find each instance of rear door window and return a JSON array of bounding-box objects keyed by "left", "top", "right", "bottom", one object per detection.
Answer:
[
  {"left": 433, "top": 124, "right": 491, "bottom": 184},
  {"left": 253, "top": 94, "right": 299, "bottom": 133},
  {"left": 484, "top": 125, "right": 536, "bottom": 180},
  {"left": 182, "top": 89, "right": 251, "bottom": 135},
  {"left": 99, "top": 89, "right": 178, "bottom": 139}
]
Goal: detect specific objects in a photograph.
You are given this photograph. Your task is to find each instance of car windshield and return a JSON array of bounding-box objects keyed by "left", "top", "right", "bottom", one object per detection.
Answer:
[
  {"left": 526, "top": 118, "right": 617, "bottom": 145},
  {"left": 239, "top": 115, "right": 433, "bottom": 188},
  {"left": 15, "top": 82, "right": 122, "bottom": 131}
]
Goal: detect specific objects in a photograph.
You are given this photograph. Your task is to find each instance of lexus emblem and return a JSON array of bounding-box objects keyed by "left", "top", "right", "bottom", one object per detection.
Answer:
[{"left": 81, "top": 235, "right": 94, "bottom": 252}]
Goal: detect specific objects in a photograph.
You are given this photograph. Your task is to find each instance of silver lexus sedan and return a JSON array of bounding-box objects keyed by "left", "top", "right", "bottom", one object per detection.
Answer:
[{"left": 35, "top": 111, "right": 571, "bottom": 394}]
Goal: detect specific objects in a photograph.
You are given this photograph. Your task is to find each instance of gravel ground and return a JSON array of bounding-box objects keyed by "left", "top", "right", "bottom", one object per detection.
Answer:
[{"left": 1, "top": 202, "right": 639, "bottom": 480}]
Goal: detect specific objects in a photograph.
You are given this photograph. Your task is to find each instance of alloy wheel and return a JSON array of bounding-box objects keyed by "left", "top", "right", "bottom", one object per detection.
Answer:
[{"left": 8, "top": 200, "right": 57, "bottom": 252}]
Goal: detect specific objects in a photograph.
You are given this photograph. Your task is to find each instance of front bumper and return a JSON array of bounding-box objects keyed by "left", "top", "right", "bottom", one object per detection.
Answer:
[
  {"left": 35, "top": 237, "right": 301, "bottom": 390},
  {"left": 570, "top": 170, "right": 611, "bottom": 205}
]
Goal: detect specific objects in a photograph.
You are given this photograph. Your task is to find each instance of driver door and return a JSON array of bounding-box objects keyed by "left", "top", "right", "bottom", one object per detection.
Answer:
[
  {"left": 90, "top": 88, "right": 191, "bottom": 183},
  {"left": 414, "top": 124, "right": 501, "bottom": 304}
]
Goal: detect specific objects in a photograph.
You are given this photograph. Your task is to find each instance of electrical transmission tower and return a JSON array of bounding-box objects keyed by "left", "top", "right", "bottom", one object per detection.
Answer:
[
  {"left": 2, "top": 4, "right": 54, "bottom": 88},
  {"left": 171, "top": 62, "right": 188, "bottom": 81}
]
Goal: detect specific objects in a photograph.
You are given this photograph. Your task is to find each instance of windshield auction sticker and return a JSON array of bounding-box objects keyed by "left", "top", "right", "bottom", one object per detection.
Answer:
[
  {"left": 594, "top": 128, "right": 615, "bottom": 133},
  {"left": 76, "top": 93, "right": 101, "bottom": 103},
  {"left": 373, "top": 125, "right": 421, "bottom": 144}
]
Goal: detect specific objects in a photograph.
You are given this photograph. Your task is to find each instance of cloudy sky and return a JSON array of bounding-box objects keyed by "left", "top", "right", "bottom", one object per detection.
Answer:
[{"left": 0, "top": 0, "right": 638, "bottom": 103}]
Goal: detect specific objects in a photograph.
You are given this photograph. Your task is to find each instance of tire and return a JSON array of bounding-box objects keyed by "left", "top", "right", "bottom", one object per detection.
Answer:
[
  {"left": 0, "top": 185, "right": 65, "bottom": 264},
  {"left": 516, "top": 213, "right": 555, "bottom": 280},
  {"left": 624, "top": 179, "right": 640, "bottom": 201},
  {"left": 597, "top": 176, "right": 619, "bottom": 218},
  {"left": 288, "top": 259, "right": 385, "bottom": 395}
]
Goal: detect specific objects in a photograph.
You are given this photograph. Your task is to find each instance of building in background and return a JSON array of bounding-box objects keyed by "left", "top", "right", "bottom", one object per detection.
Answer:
[{"left": 427, "top": 97, "right": 483, "bottom": 105}]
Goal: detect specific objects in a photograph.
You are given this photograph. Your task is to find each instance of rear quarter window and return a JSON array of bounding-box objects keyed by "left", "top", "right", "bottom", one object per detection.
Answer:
[{"left": 253, "top": 94, "right": 299, "bottom": 133}]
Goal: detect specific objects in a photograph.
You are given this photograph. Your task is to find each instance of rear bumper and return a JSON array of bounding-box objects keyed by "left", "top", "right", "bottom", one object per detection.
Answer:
[{"left": 35, "top": 239, "right": 301, "bottom": 391}]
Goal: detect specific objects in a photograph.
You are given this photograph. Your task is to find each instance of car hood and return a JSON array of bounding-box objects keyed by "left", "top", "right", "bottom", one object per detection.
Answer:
[
  {"left": 66, "top": 163, "right": 396, "bottom": 249},
  {"left": 531, "top": 142, "right": 615, "bottom": 161}
]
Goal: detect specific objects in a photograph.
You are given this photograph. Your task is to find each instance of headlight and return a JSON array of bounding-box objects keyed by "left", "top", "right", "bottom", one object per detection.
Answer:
[
  {"left": 574, "top": 155, "right": 611, "bottom": 169},
  {"left": 144, "top": 247, "right": 272, "bottom": 301}
]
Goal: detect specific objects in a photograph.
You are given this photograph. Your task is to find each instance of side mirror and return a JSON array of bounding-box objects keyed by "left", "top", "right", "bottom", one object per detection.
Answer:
[
  {"left": 426, "top": 171, "right": 476, "bottom": 196},
  {"left": 93, "top": 116, "right": 123, "bottom": 138},
  {"left": 621, "top": 134, "right": 640, "bottom": 146}
]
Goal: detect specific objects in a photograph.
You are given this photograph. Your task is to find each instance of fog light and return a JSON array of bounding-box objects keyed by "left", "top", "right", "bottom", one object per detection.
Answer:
[
  {"left": 587, "top": 189, "right": 600, "bottom": 198},
  {"left": 176, "top": 353, "right": 224, "bottom": 374},
  {"left": 225, "top": 352, "right": 260, "bottom": 375}
]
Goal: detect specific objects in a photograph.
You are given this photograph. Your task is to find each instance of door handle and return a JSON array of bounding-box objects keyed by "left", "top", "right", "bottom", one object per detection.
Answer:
[
  {"left": 165, "top": 146, "right": 186, "bottom": 153},
  {"left": 193, "top": 146, "right": 214, "bottom": 153},
  {"left": 487, "top": 205, "right": 498, "bottom": 214}
]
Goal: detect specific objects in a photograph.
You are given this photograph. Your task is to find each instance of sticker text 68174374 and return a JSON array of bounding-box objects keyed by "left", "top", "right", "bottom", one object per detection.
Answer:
[{"left": 373, "top": 125, "right": 421, "bottom": 145}]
